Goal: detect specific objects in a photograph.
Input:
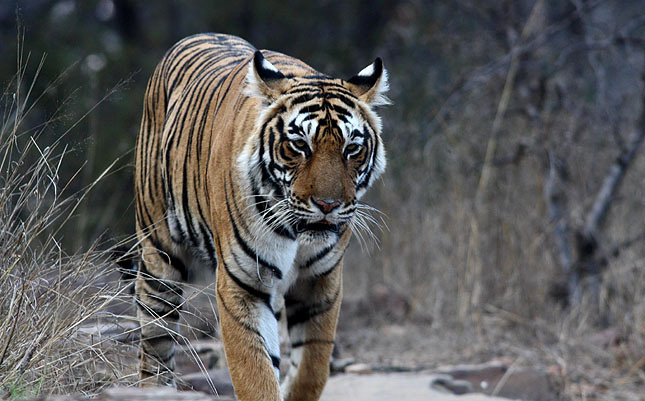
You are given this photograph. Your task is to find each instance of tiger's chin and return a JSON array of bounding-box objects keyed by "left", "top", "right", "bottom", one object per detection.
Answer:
[{"left": 294, "top": 219, "right": 346, "bottom": 245}]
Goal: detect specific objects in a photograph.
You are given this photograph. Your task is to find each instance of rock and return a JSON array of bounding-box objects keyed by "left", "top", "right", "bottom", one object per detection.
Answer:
[
  {"left": 77, "top": 320, "right": 140, "bottom": 344},
  {"left": 330, "top": 357, "right": 356, "bottom": 373},
  {"left": 494, "top": 369, "right": 556, "bottom": 401},
  {"left": 435, "top": 361, "right": 557, "bottom": 401},
  {"left": 345, "top": 363, "right": 373, "bottom": 374},
  {"left": 175, "top": 340, "right": 225, "bottom": 374},
  {"left": 436, "top": 361, "right": 508, "bottom": 391},
  {"left": 431, "top": 375, "right": 475, "bottom": 394},
  {"left": 179, "top": 369, "right": 234, "bottom": 396}
]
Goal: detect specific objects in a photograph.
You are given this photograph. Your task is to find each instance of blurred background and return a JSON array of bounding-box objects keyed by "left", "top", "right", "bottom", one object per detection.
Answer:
[{"left": 0, "top": 0, "right": 643, "bottom": 398}]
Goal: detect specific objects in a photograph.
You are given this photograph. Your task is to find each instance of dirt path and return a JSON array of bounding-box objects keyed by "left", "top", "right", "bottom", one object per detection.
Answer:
[{"left": 321, "top": 372, "right": 513, "bottom": 401}]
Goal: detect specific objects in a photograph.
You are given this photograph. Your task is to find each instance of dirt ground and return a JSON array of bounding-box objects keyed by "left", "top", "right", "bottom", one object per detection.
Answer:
[
  {"left": 332, "top": 317, "right": 644, "bottom": 401},
  {"left": 75, "top": 280, "right": 643, "bottom": 401},
  {"left": 321, "top": 372, "right": 513, "bottom": 401}
]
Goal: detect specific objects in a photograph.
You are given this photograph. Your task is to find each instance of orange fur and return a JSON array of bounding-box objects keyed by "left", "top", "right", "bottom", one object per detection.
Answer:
[{"left": 134, "top": 33, "right": 388, "bottom": 399}]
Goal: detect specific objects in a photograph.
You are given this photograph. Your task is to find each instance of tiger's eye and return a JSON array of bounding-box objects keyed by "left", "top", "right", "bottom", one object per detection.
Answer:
[
  {"left": 290, "top": 139, "right": 309, "bottom": 155},
  {"left": 346, "top": 144, "right": 360, "bottom": 153}
]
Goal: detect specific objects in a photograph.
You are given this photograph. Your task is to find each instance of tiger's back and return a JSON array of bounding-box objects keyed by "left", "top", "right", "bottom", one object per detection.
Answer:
[
  {"left": 135, "top": 34, "right": 317, "bottom": 264},
  {"left": 134, "top": 33, "right": 389, "bottom": 401}
]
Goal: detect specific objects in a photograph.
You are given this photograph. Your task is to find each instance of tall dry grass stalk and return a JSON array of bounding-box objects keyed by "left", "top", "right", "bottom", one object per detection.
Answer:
[{"left": 0, "top": 41, "right": 135, "bottom": 398}]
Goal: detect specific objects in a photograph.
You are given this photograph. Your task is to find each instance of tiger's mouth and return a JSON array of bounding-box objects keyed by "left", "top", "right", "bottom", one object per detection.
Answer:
[{"left": 294, "top": 219, "right": 343, "bottom": 234}]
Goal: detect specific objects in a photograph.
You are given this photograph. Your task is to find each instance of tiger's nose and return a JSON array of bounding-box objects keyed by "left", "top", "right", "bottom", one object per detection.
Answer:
[{"left": 312, "top": 198, "right": 341, "bottom": 214}]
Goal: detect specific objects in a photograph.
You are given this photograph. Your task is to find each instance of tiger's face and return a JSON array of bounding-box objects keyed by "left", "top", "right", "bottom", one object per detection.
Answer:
[{"left": 241, "top": 52, "right": 388, "bottom": 243}]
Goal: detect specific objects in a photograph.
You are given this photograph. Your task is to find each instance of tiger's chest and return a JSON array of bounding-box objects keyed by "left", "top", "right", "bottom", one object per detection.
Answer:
[{"left": 219, "top": 229, "right": 341, "bottom": 296}]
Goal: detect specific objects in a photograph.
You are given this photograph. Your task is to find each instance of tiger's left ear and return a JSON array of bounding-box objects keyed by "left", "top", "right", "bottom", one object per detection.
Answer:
[
  {"left": 346, "top": 58, "right": 390, "bottom": 107},
  {"left": 245, "top": 51, "right": 289, "bottom": 103}
]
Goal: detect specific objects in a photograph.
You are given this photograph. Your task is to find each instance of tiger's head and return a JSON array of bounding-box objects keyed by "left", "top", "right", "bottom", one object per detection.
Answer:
[{"left": 240, "top": 51, "right": 388, "bottom": 244}]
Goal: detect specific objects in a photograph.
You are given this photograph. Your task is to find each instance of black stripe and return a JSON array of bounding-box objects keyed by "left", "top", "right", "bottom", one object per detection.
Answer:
[
  {"left": 228, "top": 166, "right": 286, "bottom": 245},
  {"left": 325, "top": 92, "right": 356, "bottom": 108},
  {"left": 300, "top": 104, "right": 323, "bottom": 114},
  {"left": 215, "top": 236, "right": 274, "bottom": 313},
  {"left": 336, "top": 113, "right": 350, "bottom": 124},
  {"left": 357, "top": 125, "right": 379, "bottom": 191},
  {"left": 285, "top": 86, "right": 323, "bottom": 95},
  {"left": 149, "top": 238, "right": 189, "bottom": 281},
  {"left": 315, "top": 255, "right": 344, "bottom": 277},
  {"left": 197, "top": 222, "right": 218, "bottom": 270},
  {"left": 215, "top": 288, "right": 265, "bottom": 339},
  {"left": 138, "top": 262, "right": 183, "bottom": 295},
  {"left": 286, "top": 286, "right": 340, "bottom": 329},
  {"left": 301, "top": 113, "right": 318, "bottom": 123},
  {"left": 249, "top": 175, "right": 295, "bottom": 240},
  {"left": 137, "top": 300, "right": 180, "bottom": 321},
  {"left": 300, "top": 244, "right": 335, "bottom": 269},
  {"left": 142, "top": 340, "right": 176, "bottom": 363},
  {"left": 140, "top": 367, "right": 170, "bottom": 376},
  {"left": 270, "top": 355, "right": 281, "bottom": 369},
  {"left": 291, "top": 92, "right": 322, "bottom": 105},
  {"left": 178, "top": 64, "right": 225, "bottom": 249},
  {"left": 287, "top": 305, "right": 332, "bottom": 329},
  {"left": 257, "top": 120, "right": 283, "bottom": 194},
  {"left": 142, "top": 333, "right": 174, "bottom": 347},
  {"left": 224, "top": 191, "right": 283, "bottom": 280},
  {"left": 222, "top": 254, "right": 273, "bottom": 311},
  {"left": 330, "top": 103, "right": 351, "bottom": 116},
  {"left": 289, "top": 79, "right": 343, "bottom": 88},
  {"left": 291, "top": 339, "right": 334, "bottom": 348},
  {"left": 299, "top": 74, "right": 332, "bottom": 80}
]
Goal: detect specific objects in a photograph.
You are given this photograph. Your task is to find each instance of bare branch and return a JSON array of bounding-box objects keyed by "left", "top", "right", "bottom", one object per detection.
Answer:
[
  {"left": 609, "top": 230, "right": 645, "bottom": 259},
  {"left": 544, "top": 149, "right": 577, "bottom": 301},
  {"left": 584, "top": 124, "right": 645, "bottom": 236},
  {"left": 426, "top": 0, "right": 607, "bottom": 136}
]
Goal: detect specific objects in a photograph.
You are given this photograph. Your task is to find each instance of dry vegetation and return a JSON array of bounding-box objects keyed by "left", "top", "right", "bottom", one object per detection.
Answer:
[
  {"left": 340, "top": 1, "right": 644, "bottom": 399},
  {"left": 0, "top": 50, "right": 137, "bottom": 398}
]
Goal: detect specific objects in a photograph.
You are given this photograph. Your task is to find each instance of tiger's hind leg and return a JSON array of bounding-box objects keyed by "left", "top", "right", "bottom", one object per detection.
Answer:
[
  {"left": 281, "top": 264, "right": 343, "bottom": 401},
  {"left": 135, "top": 237, "right": 186, "bottom": 386}
]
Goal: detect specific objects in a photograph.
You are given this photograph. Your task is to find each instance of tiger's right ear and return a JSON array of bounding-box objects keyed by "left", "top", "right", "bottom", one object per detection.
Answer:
[
  {"left": 245, "top": 51, "right": 288, "bottom": 103},
  {"left": 345, "top": 58, "right": 390, "bottom": 107}
]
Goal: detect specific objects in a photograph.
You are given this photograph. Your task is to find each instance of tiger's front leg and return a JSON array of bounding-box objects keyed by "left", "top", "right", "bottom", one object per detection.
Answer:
[
  {"left": 216, "top": 258, "right": 282, "bottom": 401},
  {"left": 281, "top": 262, "right": 343, "bottom": 401}
]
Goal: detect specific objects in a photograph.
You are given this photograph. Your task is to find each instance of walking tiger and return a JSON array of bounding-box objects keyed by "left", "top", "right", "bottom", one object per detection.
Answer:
[{"left": 134, "top": 33, "right": 388, "bottom": 400}]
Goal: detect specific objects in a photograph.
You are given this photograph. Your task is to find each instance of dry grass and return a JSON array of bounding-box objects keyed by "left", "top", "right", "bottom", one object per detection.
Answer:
[
  {"left": 0, "top": 46, "right": 136, "bottom": 398},
  {"left": 339, "top": 3, "right": 645, "bottom": 398}
]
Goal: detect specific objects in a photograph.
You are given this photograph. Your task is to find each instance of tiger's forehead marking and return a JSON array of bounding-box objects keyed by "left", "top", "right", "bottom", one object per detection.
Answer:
[{"left": 284, "top": 84, "right": 365, "bottom": 145}]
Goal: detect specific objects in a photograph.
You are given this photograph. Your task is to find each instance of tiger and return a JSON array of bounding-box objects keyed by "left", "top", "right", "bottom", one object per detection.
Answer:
[{"left": 134, "top": 33, "right": 388, "bottom": 401}]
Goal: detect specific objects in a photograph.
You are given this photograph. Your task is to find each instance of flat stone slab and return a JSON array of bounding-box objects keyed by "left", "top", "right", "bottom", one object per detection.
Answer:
[{"left": 321, "top": 373, "right": 514, "bottom": 401}]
